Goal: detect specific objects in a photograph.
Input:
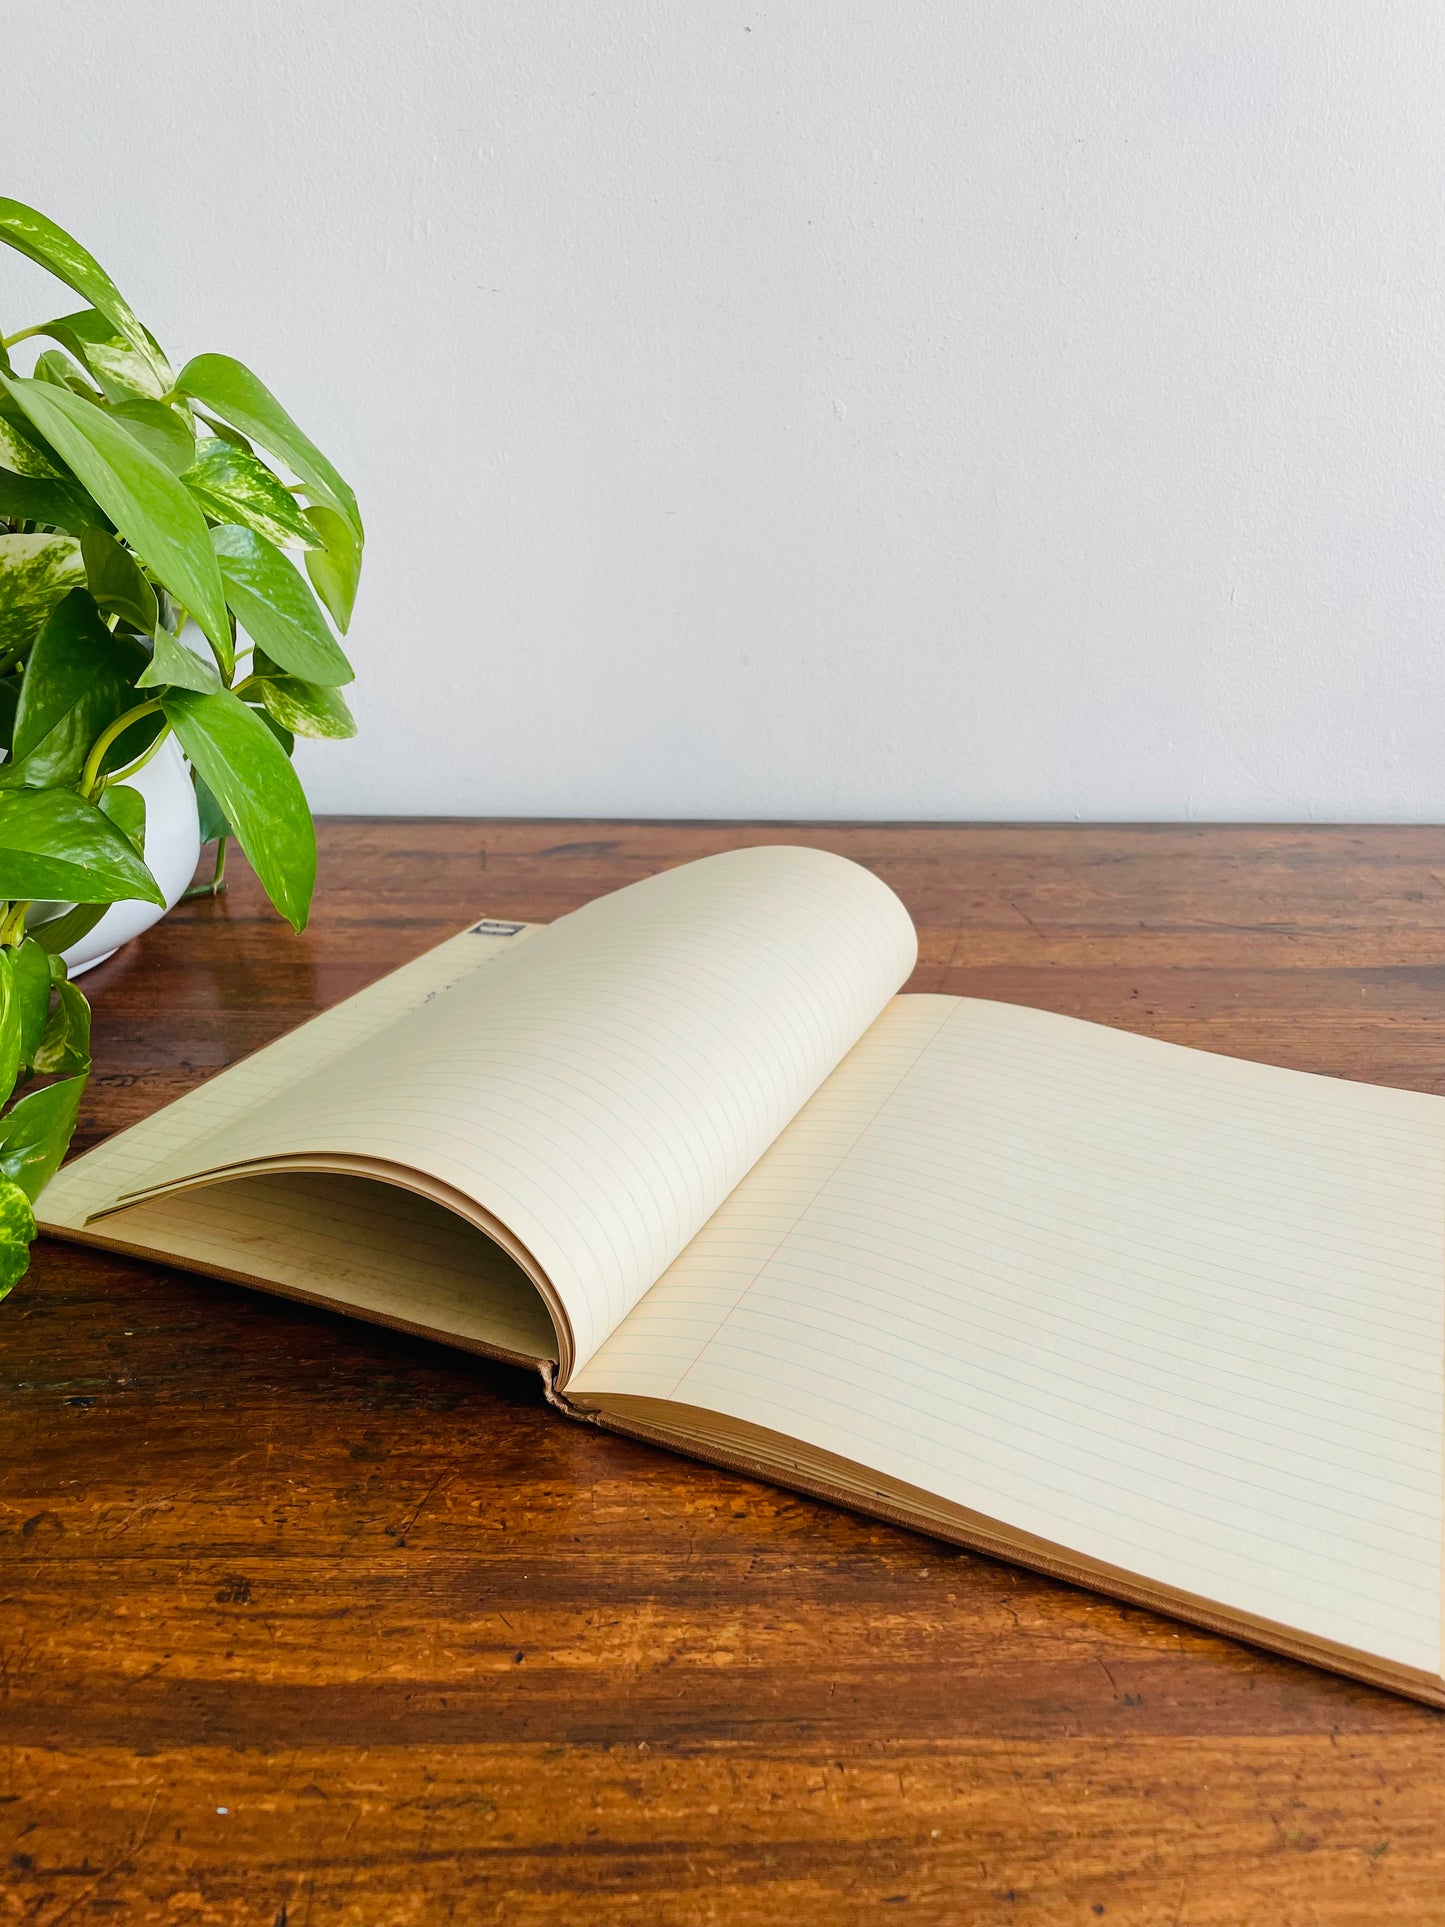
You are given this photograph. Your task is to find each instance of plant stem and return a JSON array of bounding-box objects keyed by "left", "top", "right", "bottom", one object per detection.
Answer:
[
  {"left": 182, "top": 836, "right": 228, "bottom": 899},
  {"left": 79, "top": 699, "right": 163, "bottom": 798},
  {"left": 104, "top": 721, "right": 172, "bottom": 789},
  {"left": 0, "top": 325, "right": 44, "bottom": 350}
]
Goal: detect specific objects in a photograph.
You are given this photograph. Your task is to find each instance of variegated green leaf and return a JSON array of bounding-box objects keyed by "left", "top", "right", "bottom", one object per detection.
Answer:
[
  {"left": 0, "top": 787, "right": 163, "bottom": 905},
  {"left": 0, "top": 395, "right": 64, "bottom": 479},
  {"left": 0, "top": 372, "right": 232, "bottom": 668},
  {"left": 32, "top": 977, "right": 90, "bottom": 1077},
  {"left": 0, "top": 1073, "right": 86, "bottom": 1201},
  {"left": 0, "top": 1176, "right": 36, "bottom": 1299},
  {"left": 301, "top": 503, "right": 362, "bottom": 632},
  {"left": 164, "top": 686, "right": 314, "bottom": 929},
  {"left": 0, "top": 199, "right": 170, "bottom": 394},
  {"left": 177, "top": 355, "right": 361, "bottom": 540},
  {"left": 195, "top": 414, "right": 251, "bottom": 454},
  {"left": 0, "top": 533, "right": 83, "bottom": 654},
  {"left": 29, "top": 308, "right": 168, "bottom": 404},
  {"left": 182, "top": 440, "right": 323, "bottom": 549},
  {"left": 257, "top": 674, "right": 356, "bottom": 740},
  {"left": 211, "top": 524, "right": 352, "bottom": 685}
]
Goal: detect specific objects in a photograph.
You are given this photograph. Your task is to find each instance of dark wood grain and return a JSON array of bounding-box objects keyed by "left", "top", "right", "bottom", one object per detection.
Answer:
[{"left": 5, "top": 821, "right": 1445, "bottom": 1925}]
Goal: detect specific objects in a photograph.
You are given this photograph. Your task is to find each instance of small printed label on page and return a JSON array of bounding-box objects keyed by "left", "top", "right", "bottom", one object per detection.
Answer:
[{"left": 468, "top": 919, "right": 526, "bottom": 936}]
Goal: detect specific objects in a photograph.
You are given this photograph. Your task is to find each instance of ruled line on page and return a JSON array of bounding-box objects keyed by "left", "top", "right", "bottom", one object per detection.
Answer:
[
  {"left": 666, "top": 995, "right": 958, "bottom": 1401},
  {"left": 41, "top": 923, "right": 533, "bottom": 1229},
  {"left": 575, "top": 994, "right": 1445, "bottom": 1671},
  {"left": 72, "top": 847, "right": 919, "bottom": 1374}
]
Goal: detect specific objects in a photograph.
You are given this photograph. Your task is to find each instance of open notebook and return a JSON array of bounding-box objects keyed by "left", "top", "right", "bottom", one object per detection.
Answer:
[{"left": 40, "top": 846, "right": 1445, "bottom": 1707}]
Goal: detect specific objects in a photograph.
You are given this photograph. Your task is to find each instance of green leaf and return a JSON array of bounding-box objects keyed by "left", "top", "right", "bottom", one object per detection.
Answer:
[
  {"left": 11, "top": 937, "right": 53, "bottom": 1067},
  {"left": 29, "top": 308, "right": 168, "bottom": 404},
  {"left": 0, "top": 951, "right": 21, "bottom": 1110},
  {"left": 32, "top": 978, "right": 90, "bottom": 1077},
  {"left": 195, "top": 413, "right": 252, "bottom": 453},
  {"left": 30, "top": 902, "right": 107, "bottom": 956},
  {"left": 193, "top": 770, "right": 230, "bottom": 845},
  {"left": 175, "top": 355, "right": 361, "bottom": 540},
  {"left": 181, "top": 440, "right": 324, "bottom": 550},
  {"left": 0, "top": 393, "right": 65, "bottom": 479},
  {"left": 33, "top": 348, "right": 99, "bottom": 397},
  {"left": 256, "top": 709, "right": 295, "bottom": 756},
  {"left": 0, "top": 788, "right": 163, "bottom": 905},
  {"left": 301, "top": 503, "right": 362, "bottom": 632},
  {"left": 136, "top": 622, "right": 220, "bottom": 694},
  {"left": 0, "top": 199, "right": 170, "bottom": 393},
  {"left": 211, "top": 524, "right": 352, "bottom": 685},
  {"left": 109, "top": 399, "right": 194, "bottom": 476},
  {"left": 80, "top": 527, "right": 157, "bottom": 633},
  {"left": 257, "top": 674, "right": 356, "bottom": 740},
  {"left": 163, "top": 686, "right": 314, "bottom": 929},
  {"left": 0, "top": 1072, "right": 86, "bottom": 1200},
  {"left": 0, "top": 470, "right": 106, "bottom": 535},
  {"left": 0, "top": 680, "right": 17, "bottom": 756},
  {"left": 0, "top": 1176, "right": 36, "bottom": 1299},
  {"left": 4, "top": 590, "right": 147, "bottom": 791},
  {"left": 98, "top": 781, "right": 146, "bottom": 854},
  {"left": 0, "top": 533, "right": 83, "bottom": 655},
  {"left": 0, "top": 373, "right": 232, "bottom": 668}
]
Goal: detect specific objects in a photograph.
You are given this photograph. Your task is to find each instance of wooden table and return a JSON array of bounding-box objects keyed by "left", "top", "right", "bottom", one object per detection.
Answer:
[{"left": 5, "top": 822, "right": 1445, "bottom": 1925}]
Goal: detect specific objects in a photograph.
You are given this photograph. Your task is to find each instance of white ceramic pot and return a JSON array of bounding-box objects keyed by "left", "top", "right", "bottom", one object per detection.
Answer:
[{"left": 32, "top": 737, "right": 202, "bottom": 977}]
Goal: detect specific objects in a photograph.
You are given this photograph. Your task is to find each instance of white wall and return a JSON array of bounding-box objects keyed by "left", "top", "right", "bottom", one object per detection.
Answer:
[{"left": 7, "top": 2, "right": 1445, "bottom": 819}]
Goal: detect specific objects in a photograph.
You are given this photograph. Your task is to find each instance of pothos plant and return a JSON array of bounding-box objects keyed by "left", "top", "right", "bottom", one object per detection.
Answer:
[{"left": 0, "top": 196, "right": 362, "bottom": 1299}]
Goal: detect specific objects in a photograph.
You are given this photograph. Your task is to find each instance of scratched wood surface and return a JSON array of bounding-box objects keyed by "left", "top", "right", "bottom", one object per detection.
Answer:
[{"left": 5, "top": 821, "right": 1445, "bottom": 1926}]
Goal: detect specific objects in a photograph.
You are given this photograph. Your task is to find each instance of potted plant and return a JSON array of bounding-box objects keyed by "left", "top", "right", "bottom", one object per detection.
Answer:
[{"left": 0, "top": 196, "right": 362, "bottom": 1296}]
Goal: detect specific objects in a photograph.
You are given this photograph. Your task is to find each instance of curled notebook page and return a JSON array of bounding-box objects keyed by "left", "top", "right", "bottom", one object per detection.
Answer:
[{"left": 102, "top": 845, "right": 918, "bottom": 1374}]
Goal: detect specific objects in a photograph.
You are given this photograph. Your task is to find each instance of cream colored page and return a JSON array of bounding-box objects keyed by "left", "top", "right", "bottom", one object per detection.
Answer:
[
  {"left": 96, "top": 1172, "right": 558, "bottom": 1360},
  {"left": 105, "top": 847, "right": 918, "bottom": 1373},
  {"left": 574, "top": 997, "right": 1445, "bottom": 1672},
  {"left": 40, "top": 921, "right": 536, "bottom": 1230}
]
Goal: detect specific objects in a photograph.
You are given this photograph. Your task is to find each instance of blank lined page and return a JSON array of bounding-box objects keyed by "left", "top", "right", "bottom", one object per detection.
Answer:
[
  {"left": 104, "top": 848, "right": 918, "bottom": 1373},
  {"left": 41, "top": 921, "right": 536, "bottom": 1231},
  {"left": 574, "top": 996, "right": 1445, "bottom": 1671}
]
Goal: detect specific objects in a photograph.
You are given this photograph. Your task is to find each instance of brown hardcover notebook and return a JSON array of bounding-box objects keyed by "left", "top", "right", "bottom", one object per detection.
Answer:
[{"left": 39, "top": 846, "right": 1445, "bottom": 1707}]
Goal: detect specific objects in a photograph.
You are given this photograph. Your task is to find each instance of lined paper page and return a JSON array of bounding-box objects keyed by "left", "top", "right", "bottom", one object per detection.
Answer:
[
  {"left": 92, "top": 1172, "right": 558, "bottom": 1360},
  {"left": 574, "top": 997, "right": 1445, "bottom": 1671},
  {"left": 103, "top": 848, "right": 918, "bottom": 1373},
  {"left": 41, "top": 922, "right": 536, "bottom": 1231}
]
